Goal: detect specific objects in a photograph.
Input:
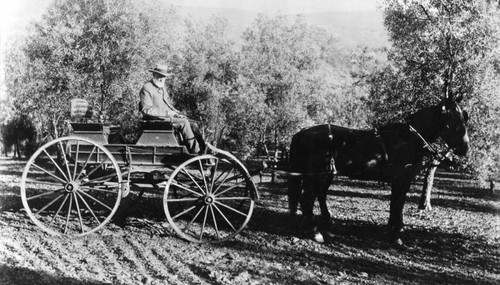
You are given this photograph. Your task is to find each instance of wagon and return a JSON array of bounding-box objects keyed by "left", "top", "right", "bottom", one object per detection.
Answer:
[{"left": 20, "top": 100, "right": 259, "bottom": 243}]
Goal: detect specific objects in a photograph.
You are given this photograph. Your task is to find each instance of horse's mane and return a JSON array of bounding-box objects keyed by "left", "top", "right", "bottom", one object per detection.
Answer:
[{"left": 376, "top": 104, "right": 441, "bottom": 135}]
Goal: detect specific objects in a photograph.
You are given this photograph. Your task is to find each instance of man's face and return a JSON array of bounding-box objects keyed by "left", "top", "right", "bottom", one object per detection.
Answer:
[{"left": 152, "top": 74, "right": 167, "bottom": 87}]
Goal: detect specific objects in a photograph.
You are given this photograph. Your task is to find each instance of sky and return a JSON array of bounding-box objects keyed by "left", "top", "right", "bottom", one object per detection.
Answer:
[{"left": 161, "top": 0, "right": 380, "bottom": 13}]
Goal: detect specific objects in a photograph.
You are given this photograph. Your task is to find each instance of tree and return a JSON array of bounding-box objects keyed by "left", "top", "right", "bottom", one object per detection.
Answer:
[
  {"left": 4, "top": 0, "right": 182, "bottom": 140},
  {"left": 1, "top": 114, "right": 37, "bottom": 158},
  {"left": 376, "top": 0, "right": 500, "bottom": 189},
  {"left": 166, "top": 16, "right": 248, "bottom": 150},
  {"left": 240, "top": 15, "right": 346, "bottom": 153}
]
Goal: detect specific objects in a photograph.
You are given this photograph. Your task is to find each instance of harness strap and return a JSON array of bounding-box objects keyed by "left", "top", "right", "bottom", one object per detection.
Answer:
[
  {"left": 408, "top": 124, "right": 446, "bottom": 159},
  {"left": 327, "top": 124, "right": 337, "bottom": 175},
  {"left": 374, "top": 128, "right": 389, "bottom": 162}
]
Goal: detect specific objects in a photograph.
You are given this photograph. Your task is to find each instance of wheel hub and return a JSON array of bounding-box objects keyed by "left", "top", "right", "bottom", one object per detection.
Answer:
[
  {"left": 204, "top": 194, "right": 215, "bottom": 205},
  {"left": 64, "top": 181, "right": 80, "bottom": 193}
]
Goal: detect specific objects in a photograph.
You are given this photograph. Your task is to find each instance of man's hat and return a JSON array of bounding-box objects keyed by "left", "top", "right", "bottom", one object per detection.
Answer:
[{"left": 148, "top": 64, "right": 173, "bottom": 77}]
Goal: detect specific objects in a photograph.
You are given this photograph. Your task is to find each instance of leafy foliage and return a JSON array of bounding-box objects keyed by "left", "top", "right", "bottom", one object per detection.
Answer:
[
  {"left": 8, "top": 0, "right": 499, "bottom": 183},
  {"left": 1, "top": 114, "right": 37, "bottom": 157},
  {"left": 369, "top": 0, "right": 500, "bottom": 182},
  {"left": 5, "top": 0, "right": 181, "bottom": 139}
]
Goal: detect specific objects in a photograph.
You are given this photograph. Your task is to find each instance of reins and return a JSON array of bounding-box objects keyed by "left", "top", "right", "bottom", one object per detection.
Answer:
[{"left": 408, "top": 124, "right": 452, "bottom": 161}]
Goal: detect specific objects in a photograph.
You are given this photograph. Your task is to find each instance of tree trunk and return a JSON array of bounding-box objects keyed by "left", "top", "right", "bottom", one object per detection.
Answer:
[
  {"left": 14, "top": 142, "right": 20, "bottom": 158},
  {"left": 52, "top": 117, "right": 59, "bottom": 139},
  {"left": 419, "top": 165, "right": 438, "bottom": 211}
]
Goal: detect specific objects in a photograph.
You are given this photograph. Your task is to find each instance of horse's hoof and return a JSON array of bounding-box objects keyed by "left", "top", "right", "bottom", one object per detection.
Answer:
[
  {"left": 313, "top": 232, "right": 325, "bottom": 243},
  {"left": 390, "top": 238, "right": 405, "bottom": 248}
]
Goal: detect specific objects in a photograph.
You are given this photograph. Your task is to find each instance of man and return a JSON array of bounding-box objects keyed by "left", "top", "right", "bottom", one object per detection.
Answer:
[{"left": 139, "top": 63, "right": 205, "bottom": 154}]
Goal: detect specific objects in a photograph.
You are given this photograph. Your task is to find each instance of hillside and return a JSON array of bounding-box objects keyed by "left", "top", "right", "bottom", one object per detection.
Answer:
[{"left": 173, "top": 6, "right": 389, "bottom": 50}]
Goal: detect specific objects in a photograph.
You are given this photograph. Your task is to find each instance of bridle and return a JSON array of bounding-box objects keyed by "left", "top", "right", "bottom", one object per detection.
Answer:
[{"left": 408, "top": 124, "right": 452, "bottom": 161}]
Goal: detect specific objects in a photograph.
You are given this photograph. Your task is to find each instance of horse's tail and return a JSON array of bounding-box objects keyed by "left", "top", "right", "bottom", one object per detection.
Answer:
[{"left": 288, "top": 131, "right": 303, "bottom": 216}]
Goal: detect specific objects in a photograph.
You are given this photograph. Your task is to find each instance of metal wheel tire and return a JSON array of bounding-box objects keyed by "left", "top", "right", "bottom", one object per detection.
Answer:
[
  {"left": 20, "top": 136, "right": 123, "bottom": 236},
  {"left": 163, "top": 153, "right": 257, "bottom": 243}
]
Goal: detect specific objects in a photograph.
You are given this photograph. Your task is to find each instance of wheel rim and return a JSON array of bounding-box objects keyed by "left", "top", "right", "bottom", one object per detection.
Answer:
[
  {"left": 20, "top": 136, "right": 122, "bottom": 236},
  {"left": 164, "top": 154, "right": 255, "bottom": 243}
]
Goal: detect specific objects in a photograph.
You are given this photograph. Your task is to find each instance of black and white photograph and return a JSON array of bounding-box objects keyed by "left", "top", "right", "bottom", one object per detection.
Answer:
[{"left": 0, "top": 0, "right": 499, "bottom": 284}]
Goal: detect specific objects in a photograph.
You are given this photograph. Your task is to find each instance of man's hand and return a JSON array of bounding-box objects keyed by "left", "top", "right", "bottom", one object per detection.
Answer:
[{"left": 173, "top": 113, "right": 186, "bottom": 119}]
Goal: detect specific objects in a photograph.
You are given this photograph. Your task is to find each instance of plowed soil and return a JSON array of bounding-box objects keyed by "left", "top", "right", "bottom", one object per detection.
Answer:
[{"left": 1, "top": 157, "right": 499, "bottom": 284}]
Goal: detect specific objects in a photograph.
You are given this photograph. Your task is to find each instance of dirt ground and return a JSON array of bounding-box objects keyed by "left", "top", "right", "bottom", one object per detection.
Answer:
[{"left": 0, "top": 157, "right": 499, "bottom": 284}]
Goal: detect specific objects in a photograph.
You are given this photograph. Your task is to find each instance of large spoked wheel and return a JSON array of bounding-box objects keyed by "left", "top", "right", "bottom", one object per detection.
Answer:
[
  {"left": 20, "top": 136, "right": 123, "bottom": 236},
  {"left": 164, "top": 151, "right": 257, "bottom": 243}
]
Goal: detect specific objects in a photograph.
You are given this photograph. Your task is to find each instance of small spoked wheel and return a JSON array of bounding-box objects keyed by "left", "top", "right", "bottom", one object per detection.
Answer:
[
  {"left": 164, "top": 152, "right": 257, "bottom": 243},
  {"left": 20, "top": 136, "right": 123, "bottom": 236}
]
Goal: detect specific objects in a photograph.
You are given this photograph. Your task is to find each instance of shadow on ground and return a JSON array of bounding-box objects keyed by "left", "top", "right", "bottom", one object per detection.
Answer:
[{"left": 0, "top": 265, "right": 108, "bottom": 285}]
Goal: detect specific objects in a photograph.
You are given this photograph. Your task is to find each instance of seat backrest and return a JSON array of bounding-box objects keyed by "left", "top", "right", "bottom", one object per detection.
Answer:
[
  {"left": 70, "top": 98, "right": 92, "bottom": 118},
  {"left": 139, "top": 120, "right": 174, "bottom": 131},
  {"left": 136, "top": 120, "right": 180, "bottom": 146}
]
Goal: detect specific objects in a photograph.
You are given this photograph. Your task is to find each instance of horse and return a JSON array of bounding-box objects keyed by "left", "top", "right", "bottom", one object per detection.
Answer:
[{"left": 287, "top": 96, "right": 469, "bottom": 246}]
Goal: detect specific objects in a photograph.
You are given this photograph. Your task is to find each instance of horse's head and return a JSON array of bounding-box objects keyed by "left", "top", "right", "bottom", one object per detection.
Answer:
[{"left": 438, "top": 97, "right": 469, "bottom": 156}]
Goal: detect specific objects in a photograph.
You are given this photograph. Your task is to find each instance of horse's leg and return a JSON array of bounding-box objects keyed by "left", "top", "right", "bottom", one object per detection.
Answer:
[
  {"left": 388, "top": 176, "right": 411, "bottom": 246},
  {"left": 318, "top": 174, "right": 333, "bottom": 232},
  {"left": 301, "top": 177, "right": 324, "bottom": 242},
  {"left": 287, "top": 176, "right": 302, "bottom": 217}
]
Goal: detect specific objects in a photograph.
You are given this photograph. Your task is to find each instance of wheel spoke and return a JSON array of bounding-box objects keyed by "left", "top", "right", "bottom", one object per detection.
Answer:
[
  {"left": 75, "top": 191, "right": 101, "bottom": 225},
  {"left": 212, "top": 203, "right": 236, "bottom": 231},
  {"left": 199, "top": 206, "right": 209, "bottom": 241},
  {"left": 172, "top": 204, "right": 198, "bottom": 220},
  {"left": 216, "top": 196, "right": 251, "bottom": 201},
  {"left": 32, "top": 163, "right": 67, "bottom": 184},
  {"left": 75, "top": 145, "right": 97, "bottom": 181},
  {"left": 80, "top": 186, "right": 118, "bottom": 194},
  {"left": 34, "top": 193, "right": 65, "bottom": 216},
  {"left": 80, "top": 158, "right": 110, "bottom": 181},
  {"left": 58, "top": 141, "right": 72, "bottom": 182},
  {"left": 163, "top": 152, "right": 255, "bottom": 243},
  {"left": 212, "top": 168, "right": 236, "bottom": 195},
  {"left": 72, "top": 140, "right": 80, "bottom": 180},
  {"left": 214, "top": 184, "right": 239, "bottom": 197},
  {"left": 77, "top": 189, "right": 113, "bottom": 211},
  {"left": 81, "top": 172, "right": 118, "bottom": 185},
  {"left": 42, "top": 149, "right": 69, "bottom": 182},
  {"left": 27, "top": 189, "right": 64, "bottom": 201},
  {"left": 72, "top": 192, "right": 84, "bottom": 233},
  {"left": 183, "top": 206, "right": 205, "bottom": 232},
  {"left": 25, "top": 179, "right": 63, "bottom": 187},
  {"left": 167, "top": 197, "right": 199, "bottom": 202},
  {"left": 209, "top": 158, "right": 220, "bottom": 193},
  {"left": 64, "top": 194, "right": 73, "bottom": 234},
  {"left": 214, "top": 200, "right": 247, "bottom": 217},
  {"left": 48, "top": 194, "right": 69, "bottom": 226},
  {"left": 209, "top": 205, "right": 220, "bottom": 240},
  {"left": 22, "top": 136, "right": 122, "bottom": 237},
  {"left": 181, "top": 167, "right": 206, "bottom": 194},
  {"left": 197, "top": 160, "right": 209, "bottom": 194},
  {"left": 212, "top": 165, "right": 232, "bottom": 190},
  {"left": 170, "top": 180, "right": 204, "bottom": 197}
]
